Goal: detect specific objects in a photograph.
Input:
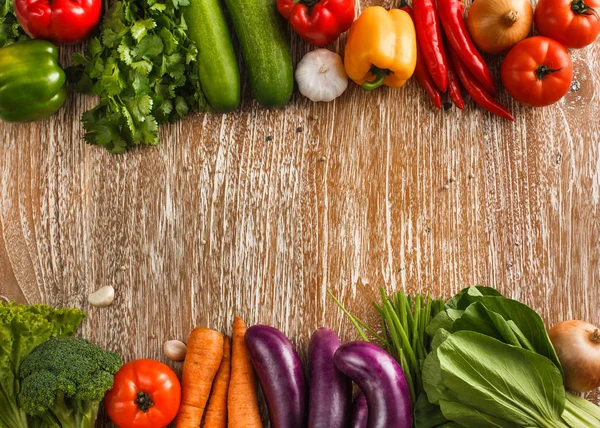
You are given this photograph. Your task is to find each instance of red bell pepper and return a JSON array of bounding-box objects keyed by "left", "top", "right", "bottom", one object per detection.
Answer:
[
  {"left": 277, "top": 0, "right": 355, "bottom": 47},
  {"left": 14, "top": 0, "right": 102, "bottom": 45}
]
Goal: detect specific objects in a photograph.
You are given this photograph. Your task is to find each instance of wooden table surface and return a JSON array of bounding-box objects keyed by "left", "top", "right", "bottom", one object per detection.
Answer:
[{"left": 1, "top": 1, "right": 600, "bottom": 424}]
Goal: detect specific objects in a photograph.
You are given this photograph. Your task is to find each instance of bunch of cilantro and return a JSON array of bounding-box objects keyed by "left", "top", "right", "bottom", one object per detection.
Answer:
[
  {"left": 69, "top": 0, "right": 210, "bottom": 153},
  {"left": 0, "top": 0, "right": 27, "bottom": 47}
]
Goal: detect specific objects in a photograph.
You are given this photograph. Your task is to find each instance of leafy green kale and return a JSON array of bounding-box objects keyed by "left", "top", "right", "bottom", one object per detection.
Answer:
[
  {"left": 19, "top": 336, "right": 123, "bottom": 428},
  {"left": 68, "top": 0, "right": 210, "bottom": 153},
  {"left": 0, "top": 303, "right": 86, "bottom": 428},
  {"left": 0, "top": 0, "right": 27, "bottom": 47}
]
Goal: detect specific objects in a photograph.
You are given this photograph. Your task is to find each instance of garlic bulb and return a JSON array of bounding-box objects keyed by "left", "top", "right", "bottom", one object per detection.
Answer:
[{"left": 295, "top": 49, "right": 348, "bottom": 102}]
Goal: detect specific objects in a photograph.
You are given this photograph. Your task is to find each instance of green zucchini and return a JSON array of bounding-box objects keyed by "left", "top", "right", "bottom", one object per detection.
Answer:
[
  {"left": 184, "top": 0, "right": 240, "bottom": 112},
  {"left": 224, "top": 0, "right": 294, "bottom": 108}
]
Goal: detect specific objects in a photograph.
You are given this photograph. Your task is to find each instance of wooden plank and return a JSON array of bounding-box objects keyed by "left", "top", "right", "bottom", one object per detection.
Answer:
[{"left": 1, "top": 4, "right": 600, "bottom": 423}]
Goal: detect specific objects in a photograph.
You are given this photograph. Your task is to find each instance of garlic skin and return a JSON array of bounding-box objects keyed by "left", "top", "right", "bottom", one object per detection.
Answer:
[
  {"left": 295, "top": 49, "right": 348, "bottom": 102},
  {"left": 87, "top": 286, "right": 115, "bottom": 307},
  {"left": 164, "top": 340, "right": 187, "bottom": 361}
]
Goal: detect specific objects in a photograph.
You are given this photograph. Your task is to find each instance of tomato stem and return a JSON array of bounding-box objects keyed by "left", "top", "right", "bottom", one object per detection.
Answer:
[
  {"left": 571, "top": 0, "right": 599, "bottom": 18},
  {"left": 136, "top": 391, "right": 154, "bottom": 412},
  {"left": 535, "top": 65, "right": 563, "bottom": 80},
  {"left": 591, "top": 329, "right": 600, "bottom": 343}
]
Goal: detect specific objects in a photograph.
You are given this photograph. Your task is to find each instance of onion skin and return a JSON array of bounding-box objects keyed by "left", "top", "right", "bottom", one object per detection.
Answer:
[
  {"left": 467, "top": 0, "right": 533, "bottom": 54},
  {"left": 549, "top": 320, "right": 600, "bottom": 392}
]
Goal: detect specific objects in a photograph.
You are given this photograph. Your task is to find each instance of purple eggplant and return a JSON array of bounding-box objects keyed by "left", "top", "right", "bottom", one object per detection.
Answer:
[
  {"left": 245, "top": 325, "right": 307, "bottom": 428},
  {"left": 334, "top": 341, "right": 412, "bottom": 428},
  {"left": 308, "top": 328, "right": 352, "bottom": 428},
  {"left": 349, "top": 391, "right": 368, "bottom": 428}
]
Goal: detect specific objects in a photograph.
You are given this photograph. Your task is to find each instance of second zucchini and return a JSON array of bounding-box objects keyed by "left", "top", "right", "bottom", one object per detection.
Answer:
[{"left": 224, "top": 0, "right": 294, "bottom": 108}]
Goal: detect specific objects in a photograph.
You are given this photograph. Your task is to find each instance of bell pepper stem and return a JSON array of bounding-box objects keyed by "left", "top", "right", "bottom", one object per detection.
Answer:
[{"left": 362, "top": 67, "right": 389, "bottom": 91}]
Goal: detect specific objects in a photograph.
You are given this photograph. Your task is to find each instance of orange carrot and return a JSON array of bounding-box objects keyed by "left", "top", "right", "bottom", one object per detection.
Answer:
[
  {"left": 176, "top": 328, "right": 224, "bottom": 428},
  {"left": 227, "top": 316, "right": 262, "bottom": 428},
  {"left": 204, "top": 336, "right": 231, "bottom": 428}
]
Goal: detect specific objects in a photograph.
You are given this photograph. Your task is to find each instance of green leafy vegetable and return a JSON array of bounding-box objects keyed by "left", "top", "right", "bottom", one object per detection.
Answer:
[
  {"left": 19, "top": 336, "right": 123, "bottom": 428},
  {"left": 447, "top": 287, "right": 562, "bottom": 372},
  {"left": 561, "top": 393, "right": 600, "bottom": 427},
  {"left": 438, "top": 400, "right": 519, "bottom": 428},
  {"left": 0, "top": 303, "right": 86, "bottom": 428},
  {"left": 424, "top": 286, "right": 600, "bottom": 428},
  {"left": 435, "top": 331, "right": 566, "bottom": 427},
  {"left": 68, "top": 0, "right": 210, "bottom": 153},
  {"left": 0, "top": 0, "right": 27, "bottom": 47}
]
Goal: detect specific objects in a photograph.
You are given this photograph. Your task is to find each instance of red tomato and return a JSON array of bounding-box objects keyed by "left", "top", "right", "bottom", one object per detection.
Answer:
[
  {"left": 534, "top": 0, "right": 600, "bottom": 48},
  {"left": 104, "top": 359, "right": 181, "bottom": 428},
  {"left": 501, "top": 36, "right": 573, "bottom": 107}
]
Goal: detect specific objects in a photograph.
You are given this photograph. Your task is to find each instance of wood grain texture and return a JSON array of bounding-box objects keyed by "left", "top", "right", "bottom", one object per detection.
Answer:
[{"left": 1, "top": 0, "right": 600, "bottom": 424}]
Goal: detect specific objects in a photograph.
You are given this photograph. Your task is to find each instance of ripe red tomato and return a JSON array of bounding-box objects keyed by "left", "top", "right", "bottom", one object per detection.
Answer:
[
  {"left": 534, "top": 0, "right": 600, "bottom": 48},
  {"left": 104, "top": 359, "right": 181, "bottom": 428},
  {"left": 501, "top": 36, "right": 573, "bottom": 107}
]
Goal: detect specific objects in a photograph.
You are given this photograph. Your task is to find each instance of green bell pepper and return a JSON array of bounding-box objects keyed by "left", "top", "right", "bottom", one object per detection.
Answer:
[{"left": 0, "top": 39, "right": 67, "bottom": 123}]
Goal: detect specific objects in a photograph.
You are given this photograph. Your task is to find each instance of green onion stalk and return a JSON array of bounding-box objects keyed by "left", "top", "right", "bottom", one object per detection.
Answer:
[{"left": 330, "top": 288, "right": 444, "bottom": 401}]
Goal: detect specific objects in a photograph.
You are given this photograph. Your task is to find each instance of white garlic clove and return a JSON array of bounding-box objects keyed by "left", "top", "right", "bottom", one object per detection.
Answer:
[
  {"left": 87, "top": 286, "right": 115, "bottom": 307},
  {"left": 164, "top": 340, "right": 187, "bottom": 361}
]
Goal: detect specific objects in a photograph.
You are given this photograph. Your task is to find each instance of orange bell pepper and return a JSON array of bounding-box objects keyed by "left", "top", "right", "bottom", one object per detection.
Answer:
[{"left": 344, "top": 6, "right": 417, "bottom": 91}]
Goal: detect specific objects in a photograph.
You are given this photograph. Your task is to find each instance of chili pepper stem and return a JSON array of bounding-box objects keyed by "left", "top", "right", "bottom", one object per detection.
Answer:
[{"left": 362, "top": 67, "right": 388, "bottom": 91}]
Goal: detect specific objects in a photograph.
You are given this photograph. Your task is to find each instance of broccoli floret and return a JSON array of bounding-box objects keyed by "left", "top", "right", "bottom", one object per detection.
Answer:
[{"left": 18, "top": 336, "right": 123, "bottom": 428}]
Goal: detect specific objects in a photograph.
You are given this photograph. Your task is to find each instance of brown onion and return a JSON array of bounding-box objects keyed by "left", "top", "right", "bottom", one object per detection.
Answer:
[
  {"left": 467, "top": 0, "right": 533, "bottom": 54},
  {"left": 549, "top": 320, "right": 600, "bottom": 392}
]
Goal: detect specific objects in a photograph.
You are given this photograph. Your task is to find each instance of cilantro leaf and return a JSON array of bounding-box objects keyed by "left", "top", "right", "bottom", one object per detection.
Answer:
[
  {"left": 68, "top": 0, "right": 209, "bottom": 152},
  {"left": 132, "top": 34, "right": 163, "bottom": 59},
  {"left": 131, "top": 18, "right": 155, "bottom": 42},
  {"left": 0, "top": 0, "right": 27, "bottom": 47}
]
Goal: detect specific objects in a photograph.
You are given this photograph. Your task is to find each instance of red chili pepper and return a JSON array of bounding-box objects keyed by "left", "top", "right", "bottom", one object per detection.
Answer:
[
  {"left": 448, "top": 46, "right": 514, "bottom": 121},
  {"left": 412, "top": 0, "right": 448, "bottom": 92},
  {"left": 14, "top": 0, "right": 101, "bottom": 45},
  {"left": 402, "top": 5, "right": 442, "bottom": 109},
  {"left": 277, "top": 0, "right": 355, "bottom": 47},
  {"left": 445, "top": 46, "right": 464, "bottom": 109},
  {"left": 437, "top": 0, "right": 497, "bottom": 96}
]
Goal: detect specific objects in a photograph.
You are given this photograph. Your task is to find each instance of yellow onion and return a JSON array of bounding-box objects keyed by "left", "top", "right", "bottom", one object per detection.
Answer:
[
  {"left": 549, "top": 320, "right": 600, "bottom": 392},
  {"left": 467, "top": 0, "right": 533, "bottom": 54}
]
